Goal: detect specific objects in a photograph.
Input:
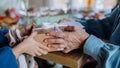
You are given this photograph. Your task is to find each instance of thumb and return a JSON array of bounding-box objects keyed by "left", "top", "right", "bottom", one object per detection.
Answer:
[
  {"left": 63, "top": 48, "right": 71, "bottom": 53},
  {"left": 29, "top": 31, "right": 38, "bottom": 38},
  {"left": 64, "top": 26, "right": 75, "bottom": 32}
]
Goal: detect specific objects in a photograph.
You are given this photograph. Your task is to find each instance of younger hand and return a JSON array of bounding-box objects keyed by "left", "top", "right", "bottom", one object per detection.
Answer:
[{"left": 13, "top": 32, "right": 50, "bottom": 58}]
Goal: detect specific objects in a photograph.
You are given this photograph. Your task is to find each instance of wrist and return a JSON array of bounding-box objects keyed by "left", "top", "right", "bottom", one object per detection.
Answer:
[
  {"left": 12, "top": 44, "right": 24, "bottom": 58},
  {"left": 12, "top": 48, "right": 21, "bottom": 59},
  {"left": 83, "top": 33, "right": 90, "bottom": 42},
  {"left": 80, "top": 33, "right": 90, "bottom": 48}
]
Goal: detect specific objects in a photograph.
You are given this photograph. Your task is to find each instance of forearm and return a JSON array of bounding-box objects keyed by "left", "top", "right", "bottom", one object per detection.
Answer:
[
  {"left": 4, "top": 28, "right": 26, "bottom": 58},
  {"left": 12, "top": 44, "right": 24, "bottom": 59}
]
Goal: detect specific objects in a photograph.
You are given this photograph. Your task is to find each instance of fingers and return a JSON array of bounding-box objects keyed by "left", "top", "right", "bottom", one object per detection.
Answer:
[
  {"left": 25, "top": 23, "right": 36, "bottom": 35},
  {"left": 46, "top": 32, "right": 67, "bottom": 38},
  {"left": 44, "top": 38, "right": 65, "bottom": 44},
  {"left": 64, "top": 26, "right": 83, "bottom": 32},
  {"left": 32, "top": 23, "right": 37, "bottom": 26},
  {"left": 44, "top": 38, "right": 66, "bottom": 49},
  {"left": 32, "top": 44, "right": 49, "bottom": 56},
  {"left": 32, "top": 40, "right": 50, "bottom": 52},
  {"left": 29, "top": 31, "right": 38, "bottom": 38},
  {"left": 38, "top": 44, "right": 50, "bottom": 51},
  {"left": 35, "top": 51, "right": 42, "bottom": 56},
  {"left": 34, "top": 50, "right": 47, "bottom": 56},
  {"left": 63, "top": 47, "right": 72, "bottom": 53},
  {"left": 34, "top": 44, "right": 49, "bottom": 56},
  {"left": 64, "top": 26, "right": 75, "bottom": 32},
  {"left": 26, "top": 23, "right": 36, "bottom": 30},
  {"left": 36, "top": 47, "right": 48, "bottom": 55},
  {"left": 48, "top": 44, "right": 65, "bottom": 48}
]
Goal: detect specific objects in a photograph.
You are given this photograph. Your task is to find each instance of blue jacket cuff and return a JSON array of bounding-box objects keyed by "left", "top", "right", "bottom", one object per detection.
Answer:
[{"left": 83, "top": 35, "right": 105, "bottom": 60}]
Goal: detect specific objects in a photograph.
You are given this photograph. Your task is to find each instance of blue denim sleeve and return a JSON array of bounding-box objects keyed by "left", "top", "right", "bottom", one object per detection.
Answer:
[
  {"left": 0, "top": 46, "right": 18, "bottom": 68},
  {"left": 84, "top": 35, "right": 120, "bottom": 68}
]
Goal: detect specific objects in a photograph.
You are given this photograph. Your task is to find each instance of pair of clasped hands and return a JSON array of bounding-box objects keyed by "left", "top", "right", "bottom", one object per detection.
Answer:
[{"left": 13, "top": 18, "right": 89, "bottom": 59}]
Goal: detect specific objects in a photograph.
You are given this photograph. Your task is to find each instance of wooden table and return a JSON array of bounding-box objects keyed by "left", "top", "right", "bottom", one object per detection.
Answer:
[{"left": 37, "top": 49, "right": 88, "bottom": 68}]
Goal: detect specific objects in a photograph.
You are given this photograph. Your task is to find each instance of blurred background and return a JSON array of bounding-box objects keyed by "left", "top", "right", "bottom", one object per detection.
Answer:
[
  {"left": 0, "top": 0, "right": 117, "bottom": 28},
  {"left": 0, "top": 0, "right": 118, "bottom": 68}
]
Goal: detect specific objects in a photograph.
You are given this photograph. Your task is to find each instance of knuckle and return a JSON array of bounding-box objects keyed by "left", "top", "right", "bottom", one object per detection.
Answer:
[
  {"left": 54, "top": 33, "right": 59, "bottom": 37},
  {"left": 63, "top": 50, "right": 68, "bottom": 53},
  {"left": 50, "top": 32, "right": 56, "bottom": 36},
  {"left": 57, "top": 39, "right": 63, "bottom": 43},
  {"left": 48, "top": 39, "right": 54, "bottom": 43},
  {"left": 64, "top": 35, "right": 69, "bottom": 40},
  {"left": 65, "top": 50, "right": 70, "bottom": 53},
  {"left": 55, "top": 39, "right": 59, "bottom": 43},
  {"left": 44, "top": 51, "right": 48, "bottom": 55},
  {"left": 57, "top": 33, "right": 62, "bottom": 37},
  {"left": 61, "top": 39, "right": 65, "bottom": 43},
  {"left": 32, "top": 54, "right": 36, "bottom": 57},
  {"left": 59, "top": 44, "right": 64, "bottom": 48},
  {"left": 38, "top": 53, "right": 42, "bottom": 56}
]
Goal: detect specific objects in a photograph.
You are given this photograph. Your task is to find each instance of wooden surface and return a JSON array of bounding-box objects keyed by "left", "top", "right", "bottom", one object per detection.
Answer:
[{"left": 37, "top": 49, "right": 88, "bottom": 68}]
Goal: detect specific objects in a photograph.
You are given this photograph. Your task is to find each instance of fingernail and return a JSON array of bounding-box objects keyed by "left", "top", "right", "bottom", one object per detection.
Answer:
[
  {"left": 47, "top": 48, "right": 50, "bottom": 51},
  {"left": 43, "top": 39, "right": 47, "bottom": 43},
  {"left": 47, "top": 44, "right": 51, "bottom": 48},
  {"left": 44, "top": 52, "right": 48, "bottom": 55}
]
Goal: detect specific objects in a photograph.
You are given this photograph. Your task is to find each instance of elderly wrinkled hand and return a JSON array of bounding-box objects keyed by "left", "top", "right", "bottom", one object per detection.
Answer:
[{"left": 45, "top": 26, "right": 89, "bottom": 53}]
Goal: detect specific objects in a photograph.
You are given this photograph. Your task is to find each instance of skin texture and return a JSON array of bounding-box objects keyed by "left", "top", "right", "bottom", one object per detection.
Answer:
[
  {"left": 12, "top": 32, "right": 50, "bottom": 59},
  {"left": 45, "top": 26, "right": 89, "bottom": 53},
  {"left": 4, "top": 22, "right": 49, "bottom": 59}
]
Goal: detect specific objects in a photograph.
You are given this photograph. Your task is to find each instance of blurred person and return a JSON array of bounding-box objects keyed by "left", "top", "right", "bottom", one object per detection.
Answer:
[
  {"left": 45, "top": 2, "right": 120, "bottom": 68},
  {"left": 0, "top": 29, "right": 49, "bottom": 68}
]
